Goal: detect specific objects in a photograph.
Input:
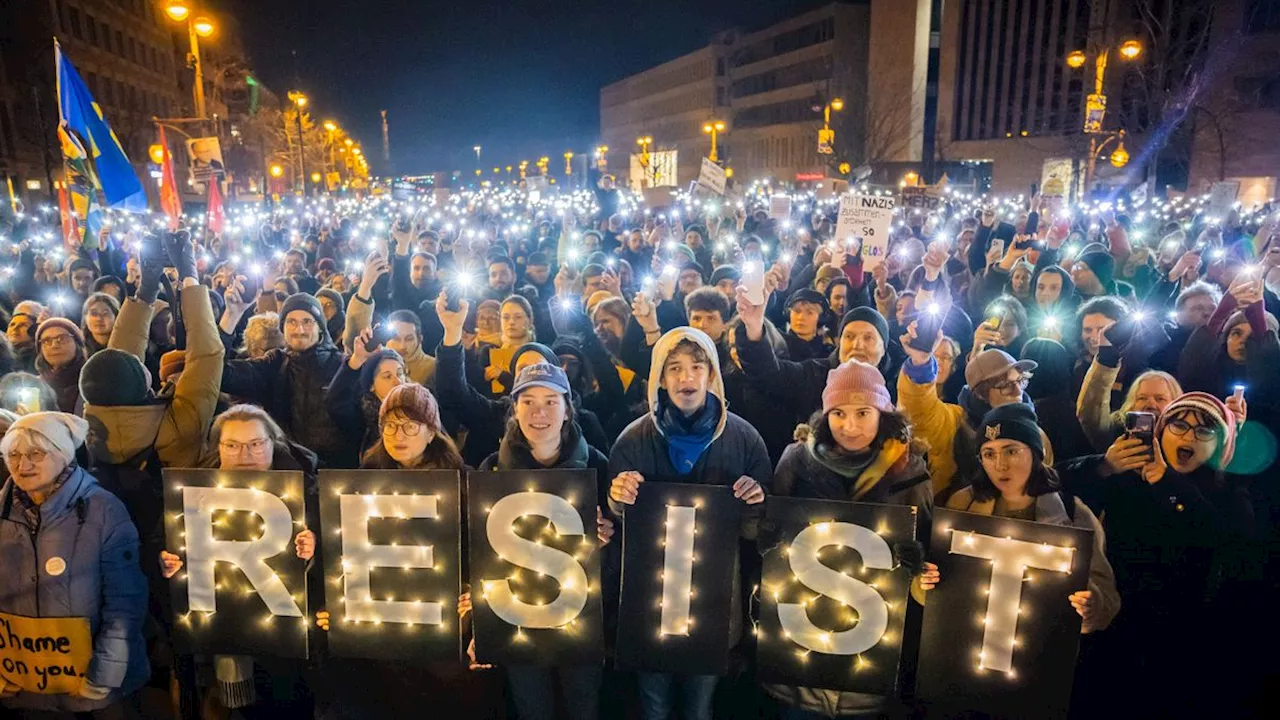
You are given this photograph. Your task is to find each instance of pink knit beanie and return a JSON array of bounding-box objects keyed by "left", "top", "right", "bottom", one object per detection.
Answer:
[
  {"left": 822, "top": 359, "right": 893, "bottom": 414},
  {"left": 1156, "top": 392, "right": 1237, "bottom": 468}
]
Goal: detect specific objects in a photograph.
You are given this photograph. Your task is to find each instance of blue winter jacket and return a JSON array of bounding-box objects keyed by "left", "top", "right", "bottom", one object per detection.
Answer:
[{"left": 0, "top": 466, "right": 149, "bottom": 712}]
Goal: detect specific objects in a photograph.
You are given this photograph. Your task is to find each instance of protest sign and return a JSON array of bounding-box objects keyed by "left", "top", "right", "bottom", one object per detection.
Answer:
[
  {"left": 757, "top": 498, "right": 916, "bottom": 696},
  {"left": 899, "top": 185, "right": 942, "bottom": 211},
  {"left": 916, "top": 508, "right": 1094, "bottom": 719},
  {"left": 835, "top": 194, "right": 896, "bottom": 271},
  {"left": 1208, "top": 181, "right": 1240, "bottom": 217},
  {"left": 615, "top": 483, "right": 739, "bottom": 676},
  {"left": 163, "top": 469, "right": 309, "bottom": 658},
  {"left": 696, "top": 157, "right": 726, "bottom": 196},
  {"left": 466, "top": 470, "right": 604, "bottom": 666},
  {"left": 319, "top": 470, "right": 462, "bottom": 662},
  {"left": 0, "top": 612, "right": 91, "bottom": 694},
  {"left": 769, "top": 195, "right": 792, "bottom": 220}
]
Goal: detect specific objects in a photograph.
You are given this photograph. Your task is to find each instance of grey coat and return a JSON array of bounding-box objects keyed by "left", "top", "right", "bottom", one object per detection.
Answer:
[{"left": 0, "top": 466, "right": 149, "bottom": 712}]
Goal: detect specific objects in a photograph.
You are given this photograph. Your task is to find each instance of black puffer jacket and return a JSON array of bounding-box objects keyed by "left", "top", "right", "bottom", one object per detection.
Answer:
[{"left": 221, "top": 338, "right": 352, "bottom": 468}]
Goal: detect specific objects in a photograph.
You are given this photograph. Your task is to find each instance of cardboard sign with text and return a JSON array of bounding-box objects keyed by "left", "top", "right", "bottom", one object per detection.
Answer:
[
  {"left": 770, "top": 195, "right": 793, "bottom": 220},
  {"left": 915, "top": 508, "right": 1093, "bottom": 720},
  {"left": 899, "top": 186, "right": 942, "bottom": 211},
  {"left": 0, "top": 612, "right": 91, "bottom": 694},
  {"left": 835, "top": 194, "right": 896, "bottom": 271},
  {"left": 319, "top": 470, "right": 462, "bottom": 662},
  {"left": 696, "top": 157, "right": 727, "bottom": 196},
  {"left": 757, "top": 498, "right": 916, "bottom": 696},
  {"left": 163, "top": 469, "right": 309, "bottom": 658},
  {"left": 615, "top": 483, "right": 739, "bottom": 676},
  {"left": 466, "top": 470, "right": 604, "bottom": 667}
]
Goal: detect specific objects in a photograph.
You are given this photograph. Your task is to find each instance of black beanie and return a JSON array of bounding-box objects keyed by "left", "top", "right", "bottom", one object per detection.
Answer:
[
  {"left": 80, "top": 348, "right": 151, "bottom": 407},
  {"left": 507, "top": 341, "right": 559, "bottom": 376},
  {"left": 279, "top": 293, "right": 329, "bottom": 340},
  {"left": 839, "top": 307, "right": 889, "bottom": 349},
  {"left": 786, "top": 287, "right": 829, "bottom": 312},
  {"left": 978, "top": 402, "right": 1044, "bottom": 458},
  {"left": 1077, "top": 250, "right": 1115, "bottom": 291}
]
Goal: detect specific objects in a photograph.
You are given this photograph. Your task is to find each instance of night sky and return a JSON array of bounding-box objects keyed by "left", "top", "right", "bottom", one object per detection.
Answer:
[{"left": 219, "top": 0, "right": 828, "bottom": 176}]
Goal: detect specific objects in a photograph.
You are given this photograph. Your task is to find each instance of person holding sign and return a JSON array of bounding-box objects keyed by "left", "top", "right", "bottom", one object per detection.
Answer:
[
  {"left": 608, "top": 327, "right": 771, "bottom": 720},
  {"left": 0, "top": 412, "right": 149, "bottom": 713},
  {"left": 940, "top": 403, "right": 1120, "bottom": 634},
  {"left": 470, "top": 362, "right": 613, "bottom": 720},
  {"left": 762, "top": 359, "right": 937, "bottom": 718}
]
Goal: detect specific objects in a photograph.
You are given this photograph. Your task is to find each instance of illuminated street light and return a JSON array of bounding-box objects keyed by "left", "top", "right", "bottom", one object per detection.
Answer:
[
  {"left": 1110, "top": 141, "right": 1130, "bottom": 168},
  {"left": 165, "top": 1, "right": 191, "bottom": 22},
  {"left": 702, "top": 120, "right": 726, "bottom": 162},
  {"left": 323, "top": 120, "right": 337, "bottom": 132},
  {"left": 1066, "top": 50, "right": 1086, "bottom": 69},
  {"left": 269, "top": 164, "right": 284, "bottom": 178},
  {"left": 192, "top": 16, "right": 215, "bottom": 37},
  {"left": 830, "top": 98, "right": 845, "bottom": 112},
  {"left": 165, "top": 2, "right": 214, "bottom": 118},
  {"left": 1119, "top": 40, "right": 1143, "bottom": 60},
  {"left": 149, "top": 144, "right": 166, "bottom": 165}
]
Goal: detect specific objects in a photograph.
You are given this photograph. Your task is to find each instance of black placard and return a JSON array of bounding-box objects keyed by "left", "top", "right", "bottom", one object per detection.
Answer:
[
  {"left": 915, "top": 508, "right": 1094, "bottom": 720},
  {"left": 318, "top": 470, "right": 462, "bottom": 662},
  {"left": 466, "top": 470, "right": 603, "bottom": 666},
  {"left": 162, "top": 469, "right": 308, "bottom": 658},
  {"left": 757, "top": 497, "right": 916, "bottom": 696},
  {"left": 615, "top": 482, "right": 739, "bottom": 675}
]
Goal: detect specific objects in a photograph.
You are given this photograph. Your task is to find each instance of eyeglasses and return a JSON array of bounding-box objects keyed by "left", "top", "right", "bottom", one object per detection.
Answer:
[
  {"left": 39, "top": 334, "right": 73, "bottom": 348},
  {"left": 219, "top": 438, "right": 271, "bottom": 455},
  {"left": 86, "top": 309, "right": 115, "bottom": 320},
  {"left": 383, "top": 420, "right": 423, "bottom": 437},
  {"left": 1166, "top": 418, "right": 1218, "bottom": 442},
  {"left": 991, "top": 373, "right": 1031, "bottom": 392},
  {"left": 284, "top": 317, "right": 316, "bottom": 329},
  {"left": 979, "top": 446, "right": 1028, "bottom": 464},
  {"left": 5, "top": 449, "right": 48, "bottom": 465}
]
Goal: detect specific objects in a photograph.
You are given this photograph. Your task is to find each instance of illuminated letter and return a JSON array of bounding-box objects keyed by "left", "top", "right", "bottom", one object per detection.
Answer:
[
  {"left": 659, "top": 505, "right": 696, "bottom": 636},
  {"left": 778, "top": 522, "right": 891, "bottom": 654},
  {"left": 183, "top": 487, "right": 302, "bottom": 617},
  {"left": 485, "top": 492, "right": 588, "bottom": 628},
  {"left": 340, "top": 494, "right": 441, "bottom": 625},
  {"left": 950, "top": 531, "right": 1074, "bottom": 672}
]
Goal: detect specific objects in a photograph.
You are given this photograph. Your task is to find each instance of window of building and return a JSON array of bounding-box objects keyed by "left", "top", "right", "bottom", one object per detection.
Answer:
[
  {"left": 115, "top": 30, "right": 124, "bottom": 56},
  {"left": 68, "top": 7, "right": 83, "bottom": 39}
]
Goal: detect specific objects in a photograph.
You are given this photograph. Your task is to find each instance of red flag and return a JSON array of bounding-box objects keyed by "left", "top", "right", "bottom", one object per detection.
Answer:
[
  {"left": 206, "top": 175, "right": 225, "bottom": 235},
  {"left": 57, "top": 181, "right": 79, "bottom": 248},
  {"left": 157, "top": 126, "right": 181, "bottom": 231}
]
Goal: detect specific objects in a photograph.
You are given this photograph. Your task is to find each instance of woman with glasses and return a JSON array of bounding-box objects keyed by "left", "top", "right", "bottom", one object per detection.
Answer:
[
  {"left": 0, "top": 412, "right": 149, "bottom": 714},
  {"left": 33, "top": 318, "right": 88, "bottom": 413},
  {"left": 937, "top": 402, "right": 1120, "bottom": 630},
  {"left": 158, "top": 405, "right": 320, "bottom": 717},
  {"left": 326, "top": 326, "right": 410, "bottom": 454},
  {"left": 1056, "top": 392, "right": 1255, "bottom": 717},
  {"left": 80, "top": 292, "right": 120, "bottom": 357}
]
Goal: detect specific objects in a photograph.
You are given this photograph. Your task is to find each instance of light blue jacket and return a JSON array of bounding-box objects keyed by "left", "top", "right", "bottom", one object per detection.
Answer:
[{"left": 0, "top": 466, "right": 149, "bottom": 712}]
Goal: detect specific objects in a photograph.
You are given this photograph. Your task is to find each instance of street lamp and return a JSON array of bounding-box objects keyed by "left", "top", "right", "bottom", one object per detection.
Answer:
[
  {"left": 288, "top": 91, "right": 309, "bottom": 195},
  {"left": 636, "top": 135, "right": 654, "bottom": 185},
  {"left": 819, "top": 98, "right": 843, "bottom": 155},
  {"left": 702, "top": 120, "right": 726, "bottom": 163},
  {"left": 269, "top": 164, "right": 284, "bottom": 178},
  {"left": 594, "top": 145, "right": 609, "bottom": 172},
  {"left": 1066, "top": 40, "right": 1142, "bottom": 191},
  {"left": 563, "top": 151, "right": 574, "bottom": 177},
  {"left": 165, "top": 1, "right": 214, "bottom": 119}
]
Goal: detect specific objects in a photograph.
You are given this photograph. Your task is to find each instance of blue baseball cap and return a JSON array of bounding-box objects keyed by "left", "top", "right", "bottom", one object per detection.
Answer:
[{"left": 512, "top": 362, "right": 570, "bottom": 397}]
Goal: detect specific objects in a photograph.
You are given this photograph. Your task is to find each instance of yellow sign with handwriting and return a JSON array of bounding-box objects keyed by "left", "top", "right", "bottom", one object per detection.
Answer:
[{"left": 0, "top": 611, "right": 92, "bottom": 694}]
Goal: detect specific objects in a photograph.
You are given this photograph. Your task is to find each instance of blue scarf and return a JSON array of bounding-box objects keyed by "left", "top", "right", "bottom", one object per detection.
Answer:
[{"left": 657, "top": 391, "right": 720, "bottom": 475}]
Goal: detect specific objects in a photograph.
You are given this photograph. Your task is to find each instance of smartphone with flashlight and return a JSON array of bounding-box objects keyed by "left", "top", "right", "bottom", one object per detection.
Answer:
[
  {"left": 988, "top": 238, "right": 1005, "bottom": 259},
  {"left": 365, "top": 324, "right": 395, "bottom": 353},
  {"left": 444, "top": 275, "right": 473, "bottom": 313},
  {"left": 16, "top": 387, "right": 39, "bottom": 413},
  {"left": 741, "top": 261, "right": 766, "bottom": 305},
  {"left": 1124, "top": 411, "right": 1155, "bottom": 450},
  {"left": 908, "top": 303, "right": 946, "bottom": 353}
]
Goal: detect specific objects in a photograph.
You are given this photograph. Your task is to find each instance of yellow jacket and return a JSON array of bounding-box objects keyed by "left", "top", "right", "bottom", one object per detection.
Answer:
[
  {"left": 897, "top": 369, "right": 965, "bottom": 495},
  {"left": 344, "top": 293, "right": 436, "bottom": 387}
]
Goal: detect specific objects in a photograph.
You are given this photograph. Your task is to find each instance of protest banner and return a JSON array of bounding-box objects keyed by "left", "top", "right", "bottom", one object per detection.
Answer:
[
  {"left": 899, "top": 185, "right": 942, "bottom": 211},
  {"left": 318, "top": 470, "right": 462, "bottom": 662},
  {"left": 0, "top": 612, "right": 91, "bottom": 694},
  {"left": 162, "top": 469, "right": 309, "bottom": 658},
  {"left": 757, "top": 498, "right": 917, "bottom": 696},
  {"left": 615, "top": 483, "right": 739, "bottom": 676},
  {"left": 466, "top": 470, "right": 604, "bottom": 666},
  {"left": 915, "top": 508, "right": 1094, "bottom": 719},
  {"left": 696, "top": 157, "right": 727, "bottom": 196},
  {"left": 770, "top": 195, "right": 792, "bottom": 220},
  {"left": 835, "top": 194, "right": 896, "bottom": 271}
]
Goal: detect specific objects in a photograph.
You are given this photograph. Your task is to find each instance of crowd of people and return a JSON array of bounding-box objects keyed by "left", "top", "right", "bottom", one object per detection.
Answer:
[{"left": 0, "top": 171, "right": 1276, "bottom": 719}]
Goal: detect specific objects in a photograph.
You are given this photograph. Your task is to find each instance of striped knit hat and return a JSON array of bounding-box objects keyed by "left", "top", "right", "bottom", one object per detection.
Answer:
[{"left": 1156, "top": 392, "right": 1237, "bottom": 468}]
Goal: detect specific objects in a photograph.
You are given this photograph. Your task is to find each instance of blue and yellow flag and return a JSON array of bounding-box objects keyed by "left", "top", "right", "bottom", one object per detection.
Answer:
[{"left": 56, "top": 41, "right": 147, "bottom": 212}]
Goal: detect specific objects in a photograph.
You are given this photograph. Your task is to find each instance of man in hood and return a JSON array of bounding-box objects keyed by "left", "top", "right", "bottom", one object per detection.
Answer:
[{"left": 607, "top": 326, "right": 771, "bottom": 720}]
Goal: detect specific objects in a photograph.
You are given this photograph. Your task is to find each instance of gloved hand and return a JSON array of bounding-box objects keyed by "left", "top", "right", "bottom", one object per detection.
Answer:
[
  {"left": 893, "top": 539, "right": 926, "bottom": 577},
  {"left": 136, "top": 233, "right": 166, "bottom": 304},
  {"left": 164, "top": 230, "right": 197, "bottom": 281}
]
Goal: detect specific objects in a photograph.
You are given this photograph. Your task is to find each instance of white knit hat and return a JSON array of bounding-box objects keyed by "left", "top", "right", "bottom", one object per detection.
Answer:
[{"left": 1, "top": 412, "right": 89, "bottom": 465}]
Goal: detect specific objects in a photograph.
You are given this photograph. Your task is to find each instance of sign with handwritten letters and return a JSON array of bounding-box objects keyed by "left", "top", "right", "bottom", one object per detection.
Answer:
[
  {"left": 915, "top": 508, "right": 1093, "bottom": 720},
  {"left": 836, "top": 194, "right": 895, "bottom": 271},
  {"left": 615, "top": 483, "right": 739, "bottom": 676},
  {"left": 466, "top": 470, "right": 604, "bottom": 667},
  {"left": 162, "top": 469, "right": 309, "bottom": 658},
  {"left": 697, "top": 157, "right": 727, "bottom": 196},
  {"left": 0, "top": 612, "right": 91, "bottom": 695},
  {"left": 318, "top": 470, "right": 462, "bottom": 662},
  {"left": 757, "top": 498, "right": 916, "bottom": 696}
]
